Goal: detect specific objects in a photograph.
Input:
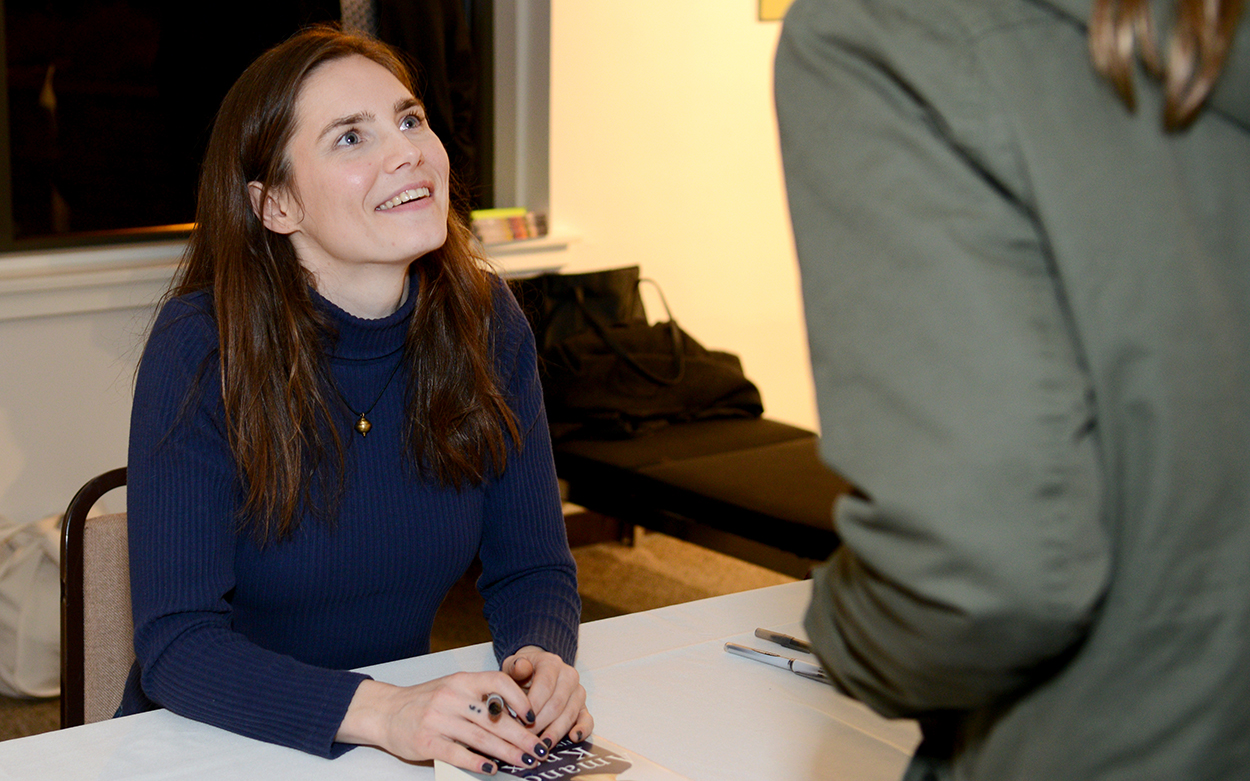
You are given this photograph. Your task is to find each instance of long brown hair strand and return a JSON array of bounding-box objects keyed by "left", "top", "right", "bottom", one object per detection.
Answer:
[{"left": 1089, "top": 0, "right": 1245, "bottom": 129}]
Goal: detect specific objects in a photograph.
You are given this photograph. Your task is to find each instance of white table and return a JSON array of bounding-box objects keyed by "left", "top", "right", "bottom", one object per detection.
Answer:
[{"left": 0, "top": 582, "right": 918, "bottom": 780}]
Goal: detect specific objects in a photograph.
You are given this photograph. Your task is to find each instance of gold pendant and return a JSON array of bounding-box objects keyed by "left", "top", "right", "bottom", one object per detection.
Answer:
[{"left": 355, "top": 414, "right": 372, "bottom": 436}]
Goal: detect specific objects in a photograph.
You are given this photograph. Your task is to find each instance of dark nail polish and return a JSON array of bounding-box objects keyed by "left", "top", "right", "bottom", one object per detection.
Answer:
[
  {"left": 535, "top": 743, "right": 547, "bottom": 757},
  {"left": 574, "top": 730, "right": 583, "bottom": 742},
  {"left": 526, "top": 710, "right": 536, "bottom": 724},
  {"left": 481, "top": 761, "right": 496, "bottom": 774},
  {"left": 543, "top": 737, "right": 553, "bottom": 749},
  {"left": 522, "top": 754, "right": 536, "bottom": 766}
]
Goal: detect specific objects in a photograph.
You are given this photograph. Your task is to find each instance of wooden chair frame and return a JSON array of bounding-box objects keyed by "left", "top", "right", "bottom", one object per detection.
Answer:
[{"left": 60, "top": 466, "right": 127, "bottom": 728}]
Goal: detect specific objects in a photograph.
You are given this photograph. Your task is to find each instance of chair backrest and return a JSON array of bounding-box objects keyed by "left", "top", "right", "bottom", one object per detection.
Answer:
[{"left": 60, "top": 467, "right": 132, "bottom": 728}]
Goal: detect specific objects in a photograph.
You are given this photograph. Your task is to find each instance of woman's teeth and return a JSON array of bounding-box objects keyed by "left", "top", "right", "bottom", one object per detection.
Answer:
[{"left": 377, "top": 187, "right": 430, "bottom": 210}]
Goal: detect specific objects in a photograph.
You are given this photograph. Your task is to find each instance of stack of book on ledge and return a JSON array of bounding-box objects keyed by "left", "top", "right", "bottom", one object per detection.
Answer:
[{"left": 471, "top": 207, "right": 548, "bottom": 245}]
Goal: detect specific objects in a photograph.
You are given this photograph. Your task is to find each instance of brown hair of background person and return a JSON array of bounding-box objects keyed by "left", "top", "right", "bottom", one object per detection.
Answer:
[
  {"left": 167, "top": 26, "right": 516, "bottom": 541},
  {"left": 1090, "top": 0, "right": 1245, "bottom": 128}
]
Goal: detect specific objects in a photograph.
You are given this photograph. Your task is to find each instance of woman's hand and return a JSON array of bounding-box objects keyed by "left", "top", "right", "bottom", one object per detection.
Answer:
[
  {"left": 336, "top": 672, "right": 554, "bottom": 775},
  {"left": 502, "top": 645, "right": 594, "bottom": 747}
]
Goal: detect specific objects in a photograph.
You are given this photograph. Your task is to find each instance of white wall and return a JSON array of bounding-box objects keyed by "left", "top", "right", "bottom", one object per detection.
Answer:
[
  {"left": 0, "top": 1, "right": 817, "bottom": 526},
  {"left": 0, "top": 306, "right": 146, "bottom": 524},
  {"left": 546, "top": 0, "right": 816, "bottom": 431},
  {"left": 0, "top": 244, "right": 178, "bottom": 525}
]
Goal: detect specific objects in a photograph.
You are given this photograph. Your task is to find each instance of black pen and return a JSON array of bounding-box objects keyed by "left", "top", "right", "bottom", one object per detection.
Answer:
[
  {"left": 754, "top": 627, "right": 813, "bottom": 654},
  {"left": 484, "top": 692, "right": 519, "bottom": 720},
  {"left": 724, "top": 642, "right": 832, "bottom": 685}
]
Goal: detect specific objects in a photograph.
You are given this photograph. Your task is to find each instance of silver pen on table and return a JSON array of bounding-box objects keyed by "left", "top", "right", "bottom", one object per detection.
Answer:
[
  {"left": 754, "top": 627, "right": 813, "bottom": 654},
  {"left": 724, "top": 642, "right": 832, "bottom": 685}
]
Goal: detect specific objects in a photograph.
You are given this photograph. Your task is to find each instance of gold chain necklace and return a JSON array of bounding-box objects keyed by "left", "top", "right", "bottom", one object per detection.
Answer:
[{"left": 330, "top": 359, "right": 403, "bottom": 437}]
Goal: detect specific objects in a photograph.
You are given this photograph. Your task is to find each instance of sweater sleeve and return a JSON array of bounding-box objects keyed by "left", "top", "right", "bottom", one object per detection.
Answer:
[
  {"left": 126, "top": 297, "right": 368, "bottom": 758},
  {"left": 776, "top": 1, "right": 1110, "bottom": 718},
  {"left": 476, "top": 279, "right": 582, "bottom": 665}
]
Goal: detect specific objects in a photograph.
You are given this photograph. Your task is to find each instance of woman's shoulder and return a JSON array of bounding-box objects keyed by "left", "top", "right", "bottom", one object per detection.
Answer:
[
  {"left": 479, "top": 272, "right": 528, "bottom": 348},
  {"left": 133, "top": 289, "right": 224, "bottom": 419},
  {"left": 151, "top": 289, "right": 217, "bottom": 342},
  {"left": 484, "top": 271, "right": 539, "bottom": 385},
  {"left": 142, "top": 289, "right": 220, "bottom": 371}
]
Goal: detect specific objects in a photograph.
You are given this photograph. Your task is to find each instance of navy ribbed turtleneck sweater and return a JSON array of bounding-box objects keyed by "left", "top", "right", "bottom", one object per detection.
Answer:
[{"left": 120, "top": 276, "right": 580, "bottom": 758}]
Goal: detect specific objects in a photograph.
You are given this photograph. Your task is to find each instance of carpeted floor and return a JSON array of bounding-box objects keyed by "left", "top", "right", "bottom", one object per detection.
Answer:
[{"left": 0, "top": 530, "right": 795, "bottom": 743}]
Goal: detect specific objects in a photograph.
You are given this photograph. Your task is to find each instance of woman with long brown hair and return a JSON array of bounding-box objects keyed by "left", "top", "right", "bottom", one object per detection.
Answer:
[
  {"left": 122, "top": 27, "right": 590, "bottom": 775},
  {"left": 777, "top": 0, "right": 1247, "bottom": 778}
]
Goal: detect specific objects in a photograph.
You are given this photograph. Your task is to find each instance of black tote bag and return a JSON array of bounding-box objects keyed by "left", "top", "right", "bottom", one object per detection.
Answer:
[
  {"left": 509, "top": 267, "right": 763, "bottom": 440},
  {"left": 508, "top": 266, "right": 647, "bottom": 354}
]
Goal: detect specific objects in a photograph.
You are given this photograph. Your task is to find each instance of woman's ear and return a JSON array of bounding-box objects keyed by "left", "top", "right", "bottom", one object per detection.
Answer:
[{"left": 247, "top": 181, "right": 300, "bottom": 235}]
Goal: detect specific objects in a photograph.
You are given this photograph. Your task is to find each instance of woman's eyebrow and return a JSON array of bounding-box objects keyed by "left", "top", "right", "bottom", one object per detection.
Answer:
[
  {"left": 316, "top": 99, "right": 421, "bottom": 141},
  {"left": 317, "top": 111, "right": 376, "bottom": 141}
]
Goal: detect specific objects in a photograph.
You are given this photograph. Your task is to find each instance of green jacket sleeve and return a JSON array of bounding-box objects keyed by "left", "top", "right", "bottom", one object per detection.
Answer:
[{"left": 776, "top": 0, "right": 1110, "bottom": 718}]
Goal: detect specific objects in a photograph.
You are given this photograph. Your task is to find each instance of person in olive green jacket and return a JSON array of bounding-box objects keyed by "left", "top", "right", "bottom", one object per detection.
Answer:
[{"left": 776, "top": 1, "right": 1248, "bottom": 779}]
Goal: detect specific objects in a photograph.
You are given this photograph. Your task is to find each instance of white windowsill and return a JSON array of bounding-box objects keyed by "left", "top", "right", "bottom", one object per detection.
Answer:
[
  {"left": 0, "top": 234, "right": 574, "bottom": 323},
  {"left": 0, "top": 241, "right": 185, "bottom": 323},
  {"left": 482, "top": 233, "right": 574, "bottom": 277}
]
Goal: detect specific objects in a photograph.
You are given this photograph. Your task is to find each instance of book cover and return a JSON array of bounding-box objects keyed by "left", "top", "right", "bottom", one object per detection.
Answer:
[{"left": 434, "top": 734, "right": 689, "bottom": 780}]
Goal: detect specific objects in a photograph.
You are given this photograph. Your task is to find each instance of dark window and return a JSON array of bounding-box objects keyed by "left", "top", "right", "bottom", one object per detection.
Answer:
[{"left": 1, "top": 0, "right": 493, "bottom": 252}]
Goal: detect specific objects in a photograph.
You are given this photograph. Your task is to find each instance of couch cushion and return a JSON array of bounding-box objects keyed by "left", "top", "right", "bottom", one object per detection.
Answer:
[
  {"left": 637, "top": 437, "right": 850, "bottom": 533},
  {"left": 554, "top": 417, "right": 814, "bottom": 470}
]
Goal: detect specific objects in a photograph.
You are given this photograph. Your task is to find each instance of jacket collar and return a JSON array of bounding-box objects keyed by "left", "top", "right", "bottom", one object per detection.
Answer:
[{"left": 1036, "top": 0, "right": 1249, "bottom": 130}]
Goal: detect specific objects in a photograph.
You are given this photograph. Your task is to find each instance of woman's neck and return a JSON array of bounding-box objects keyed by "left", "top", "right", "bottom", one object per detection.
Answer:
[{"left": 309, "top": 263, "right": 411, "bottom": 320}]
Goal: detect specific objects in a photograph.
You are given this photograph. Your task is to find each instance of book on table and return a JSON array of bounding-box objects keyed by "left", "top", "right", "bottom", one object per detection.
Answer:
[{"left": 434, "top": 734, "right": 689, "bottom": 780}]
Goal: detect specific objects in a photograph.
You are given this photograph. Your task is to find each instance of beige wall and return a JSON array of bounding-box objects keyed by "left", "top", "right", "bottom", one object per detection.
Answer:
[
  {"left": 0, "top": 306, "right": 144, "bottom": 524},
  {"left": 546, "top": 0, "right": 815, "bottom": 432},
  {"left": 0, "top": 0, "right": 816, "bottom": 525}
]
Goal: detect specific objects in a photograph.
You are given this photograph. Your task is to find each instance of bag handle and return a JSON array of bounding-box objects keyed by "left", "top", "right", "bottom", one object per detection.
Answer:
[{"left": 573, "top": 280, "right": 686, "bottom": 386}]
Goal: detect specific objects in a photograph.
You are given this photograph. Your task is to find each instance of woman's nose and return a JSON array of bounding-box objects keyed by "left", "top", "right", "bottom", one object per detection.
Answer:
[{"left": 384, "top": 131, "right": 423, "bottom": 169}]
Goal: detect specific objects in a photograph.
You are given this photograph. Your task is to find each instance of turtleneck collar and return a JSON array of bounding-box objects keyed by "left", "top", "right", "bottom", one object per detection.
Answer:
[{"left": 310, "top": 269, "right": 418, "bottom": 361}]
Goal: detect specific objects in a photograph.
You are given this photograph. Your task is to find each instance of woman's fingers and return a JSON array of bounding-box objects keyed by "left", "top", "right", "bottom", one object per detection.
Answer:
[
  {"left": 523, "top": 655, "right": 560, "bottom": 711},
  {"left": 506, "top": 654, "right": 536, "bottom": 685},
  {"left": 535, "top": 682, "right": 587, "bottom": 748},
  {"left": 569, "top": 706, "right": 594, "bottom": 744},
  {"left": 435, "top": 674, "right": 549, "bottom": 765},
  {"left": 522, "top": 653, "right": 582, "bottom": 736},
  {"left": 501, "top": 648, "right": 592, "bottom": 748},
  {"left": 490, "top": 689, "right": 537, "bottom": 729},
  {"left": 469, "top": 698, "right": 552, "bottom": 765},
  {"left": 434, "top": 737, "right": 500, "bottom": 777},
  {"left": 441, "top": 707, "right": 548, "bottom": 771},
  {"left": 505, "top": 650, "right": 557, "bottom": 712},
  {"left": 353, "top": 671, "right": 549, "bottom": 770}
]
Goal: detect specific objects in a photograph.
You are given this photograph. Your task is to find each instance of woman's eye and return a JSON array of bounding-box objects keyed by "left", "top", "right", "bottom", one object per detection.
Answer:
[
  {"left": 336, "top": 130, "right": 362, "bottom": 147},
  {"left": 400, "top": 114, "right": 424, "bottom": 131}
]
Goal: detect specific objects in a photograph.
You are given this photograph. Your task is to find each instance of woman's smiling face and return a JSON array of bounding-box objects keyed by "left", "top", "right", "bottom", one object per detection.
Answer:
[{"left": 258, "top": 54, "right": 451, "bottom": 286}]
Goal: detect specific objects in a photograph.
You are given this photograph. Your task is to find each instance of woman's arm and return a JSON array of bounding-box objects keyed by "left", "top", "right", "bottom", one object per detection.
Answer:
[
  {"left": 127, "top": 297, "right": 367, "bottom": 757},
  {"left": 476, "top": 282, "right": 581, "bottom": 662},
  {"left": 477, "top": 281, "right": 587, "bottom": 743},
  {"left": 776, "top": 0, "right": 1110, "bottom": 717}
]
